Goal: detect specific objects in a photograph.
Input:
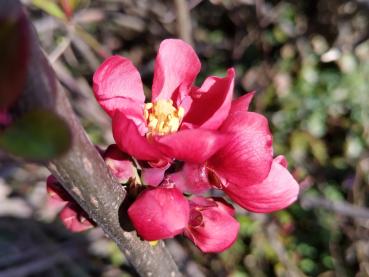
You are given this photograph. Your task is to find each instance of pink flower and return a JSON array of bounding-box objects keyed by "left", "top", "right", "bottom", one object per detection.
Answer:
[
  {"left": 128, "top": 187, "right": 189, "bottom": 241},
  {"left": 184, "top": 197, "right": 239, "bottom": 253},
  {"left": 46, "top": 175, "right": 94, "bottom": 232},
  {"left": 93, "top": 39, "right": 234, "bottom": 165}
]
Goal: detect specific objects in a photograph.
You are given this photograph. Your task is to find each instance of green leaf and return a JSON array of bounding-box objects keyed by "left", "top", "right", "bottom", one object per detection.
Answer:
[
  {"left": 32, "top": 0, "right": 67, "bottom": 21},
  {"left": 0, "top": 109, "right": 71, "bottom": 160}
]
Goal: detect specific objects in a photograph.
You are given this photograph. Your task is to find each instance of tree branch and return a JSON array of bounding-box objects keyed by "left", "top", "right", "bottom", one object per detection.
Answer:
[
  {"left": 300, "top": 195, "right": 369, "bottom": 219},
  {"left": 10, "top": 1, "right": 182, "bottom": 276}
]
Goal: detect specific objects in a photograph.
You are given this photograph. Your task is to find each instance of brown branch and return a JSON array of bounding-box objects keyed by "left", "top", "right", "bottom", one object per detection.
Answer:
[{"left": 9, "top": 1, "right": 182, "bottom": 276}]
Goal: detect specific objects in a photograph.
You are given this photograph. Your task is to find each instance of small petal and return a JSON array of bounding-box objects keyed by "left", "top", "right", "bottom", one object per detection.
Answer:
[
  {"left": 274, "top": 154, "right": 288, "bottom": 168},
  {"left": 152, "top": 39, "right": 200, "bottom": 102},
  {"left": 103, "top": 144, "right": 135, "bottom": 183},
  {"left": 128, "top": 187, "right": 190, "bottom": 240},
  {"left": 168, "top": 163, "right": 210, "bottom": 194},
  {"left": 185, "top": 197, "right": 239, "bottom": 253},
  {"left": 154, "top": 129, "right": 227, "bottom": 164},
  {"left": 142, "top": 164, "right": 169, "bottom": 187},
  {"left": 59, "top": 203, "right": 94, "bottom": 232},
  {"left": 93, "top": 56, "right": 145, "bottom": 117},
  {"left": 46, "top": 175, "right": 71, "bottom": 204},
  {"left": 112, "top": 111, "right": 166, "bottom": 162},
  {"left": 224, "top": 158, "right": 300, "bottom": 213},
  {"left": 182, "top": 68, "right": 235, "bottom": 130},
  {"left": 229, "top": 92, "right": 255, "bottom": 114},
  {"left": 209, "top": 112, "right": 273, "bottom": 186}
]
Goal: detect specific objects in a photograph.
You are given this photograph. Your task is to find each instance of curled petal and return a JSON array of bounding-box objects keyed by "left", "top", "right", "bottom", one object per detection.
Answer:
[
  {"left": 168, "top": 163, "right": 210, "bottom": 194},
  {"left": 182, "top": 68, "right": 235, "bottom": 130},
  {"left": 103, "top": 144, "right": 135, "bottom": 183},
  {"left": 224, "top": 157, "right": 300, "bottom": 213},
  {"left": 59, "top": 203, "right": 94, "bottom": 232},
  {"left": 93, "top": 56, "right": 145, "bottom": 117},
  {"left": 128, "top": 187, "right": 190, "bottom": 240},
  {"left": 154, "top": 129, "right": 227, "bottom": 164},
  {"left": 229, "top": 92, "right": 255, "bottom": 114},
  {"left": 209, "top": 112, "right": 273, "bottom": 186},
  {"left": 112, "top": 111, "right": 166, "bottom": 162},
  {"left": 152, "top": 39, "right": 200, "bottom": 102},
  {"left": 185, "top": 197, "right": 239, "bottom": 253}
]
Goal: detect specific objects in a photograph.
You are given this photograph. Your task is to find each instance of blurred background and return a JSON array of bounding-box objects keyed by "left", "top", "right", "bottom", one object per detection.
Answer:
[{"left": 1, "top": 0, "right": 369, "bottom": 276}]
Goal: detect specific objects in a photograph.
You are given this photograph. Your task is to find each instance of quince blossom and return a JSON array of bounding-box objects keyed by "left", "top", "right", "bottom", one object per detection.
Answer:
[
  {"left": 93, "top": 39, "right": 234, "bottom": 165},
  {"left": 47, "top": 38, "right": 300, "bottom": 253}
]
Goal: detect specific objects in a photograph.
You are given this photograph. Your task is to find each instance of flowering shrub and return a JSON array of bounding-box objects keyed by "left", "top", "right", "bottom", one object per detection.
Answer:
[{"left": 46, "top": 39, "right": 299, "bottom": 253}]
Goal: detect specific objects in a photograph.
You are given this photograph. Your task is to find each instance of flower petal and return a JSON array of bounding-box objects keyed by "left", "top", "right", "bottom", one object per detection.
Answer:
[
  {"left": 152, "top": 39, "right": 200, "bottom": 102},
  {"left": 185, "top": 197, "right": 239, "bottom": 253},
  {"left": 182, "top": 68, "right": 235, "bottom": 130},
  {"left": 209, "top": 111, "right": 273, "bottom": 185},
  {"left": 142, "top": 164, "right": 169, "bottom": 187},
  {"left": 168, "top": 163, "right": 211, "bottom": 194},
  {"left": 154, "top": 129, "right": 227, "bottom": 164},
  {"left": 112, "top": 111, "right": 166, "bottom": 162},
  {"left": 128, "top": 187, "right": 190, "bottom": 240},
  {"left": 59, "top": 203, "right": 94, "bottom": 232},
  {"left": 46, "top": 175, "right": 71, "bottom": 203},
  {"left": 224, "top": 158, "right": 300, "bottom": 213},
  {"left": 103, "top": 144, "right": 136, "bottom": 183},
  {"left": 93, "top": 56, "right": 145, "bottom": 117},
  {"left": 229, "top": 92, "right": 255, "bottom": 114}
]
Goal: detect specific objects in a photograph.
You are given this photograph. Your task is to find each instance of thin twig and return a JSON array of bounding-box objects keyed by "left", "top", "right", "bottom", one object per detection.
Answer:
[
  {"left": 174, "top": 0, "right": 193, "bottom": 45},
  {"left": 300, "top": 195, "right": 369, "bottom": 219}
]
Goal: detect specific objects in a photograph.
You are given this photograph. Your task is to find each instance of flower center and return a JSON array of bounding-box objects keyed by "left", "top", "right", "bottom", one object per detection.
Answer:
[{"left": 144, "top": 99, "right": 185, "bottom": 136}]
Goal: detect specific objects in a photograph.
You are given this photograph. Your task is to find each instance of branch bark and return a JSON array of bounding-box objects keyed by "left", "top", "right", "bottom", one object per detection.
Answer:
[{"left": 10, "top": 1, "right": 182, "bottom": 276}]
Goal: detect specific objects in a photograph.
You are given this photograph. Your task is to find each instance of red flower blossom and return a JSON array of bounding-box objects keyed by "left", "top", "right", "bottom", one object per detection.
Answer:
[
  {"left": 184, "top": 197, "right": 239, "bottom": 253},
  {"left": 128, "top": 187, "right": 190, "bottom": 241},
  {"left": 46, "top": 175, "right": 94, "bottom": 232},
  {"left": 93, "top": 39, "right": 234, "bottom": 165}
]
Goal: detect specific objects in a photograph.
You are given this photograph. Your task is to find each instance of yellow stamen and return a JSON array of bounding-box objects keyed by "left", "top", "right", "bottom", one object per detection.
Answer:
[
  {"left": 144, "top": 99, "right": 185, "bottom": 136},
  {"left": 149, "top": 240, "right": 158, "bottom": 246}
]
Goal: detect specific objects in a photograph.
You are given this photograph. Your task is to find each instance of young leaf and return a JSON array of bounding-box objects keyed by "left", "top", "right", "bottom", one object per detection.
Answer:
[{"left": 0, "top": 109, "right": 71, "bottom": 160}]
